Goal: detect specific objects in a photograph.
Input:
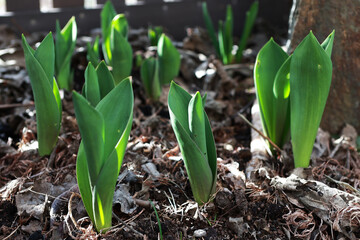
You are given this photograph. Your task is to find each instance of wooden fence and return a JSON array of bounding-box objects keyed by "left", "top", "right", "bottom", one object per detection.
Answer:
[{"left": 0, "top": 0, "right": 292, "bottom": 40}]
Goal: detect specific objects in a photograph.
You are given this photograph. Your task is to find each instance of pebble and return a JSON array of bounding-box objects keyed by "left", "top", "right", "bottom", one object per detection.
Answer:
[{"left": 194, "top": 229, "right": 206, "bottom": 238}]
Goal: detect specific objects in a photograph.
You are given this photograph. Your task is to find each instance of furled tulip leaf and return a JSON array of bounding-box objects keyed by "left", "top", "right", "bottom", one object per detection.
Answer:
[
  {"left": 273, "top": 31, "right": 334, "bottom": 99},
  {"left": 168, "top": 82, "right": 217, "bottom": 204},
  {"left": 83, "top": 61, "right": 115, "bottom": 106},
  {"left": 140, "top": 57, "right": 161, "bottom": 100},
  {"left": 22, "top": 33, "right": 62, "bottom": 156},
  {"left": 96, "top": 61, "right": 116, "bottom": 99},
  {"left": 55, "top": 17, "right": 77, "bottom": 90},
  {"left": 101, "top": 0, "right": 116, "bottom": 61},
  {"left": 217, "top": 5, "right": 234, "bottom": 64},
  {"left": 254, "top": 38, "right": 290, "bottom": 148},
  {"left": 75, "top": 78, "right": 133, "bottom": 232},
  {"left": 109, "top": 27, "right": 133, "bottom": 84},
  {"left": 235, "top": 1, "right": 259, "bottom": 62},
  {"left": 290, "top": 32, "right": 333, "bottom": 168},
  {"left": 87, "top": 35, "right": 100, "bottom": 66},
  {"left": 103, "top": 14, "right": 129, "bottom": 64},
  {"left": 158, "top": 34, "right": 180, "bottom": 85},
  {"left": 84, "top": 63, "right": 101, "bottom": 106},
  {"left": 201, "top": 2, "right": 220, "bottom": 57},
  {"left": 148, "top": 26, "right": 163, "bottom": 46}
]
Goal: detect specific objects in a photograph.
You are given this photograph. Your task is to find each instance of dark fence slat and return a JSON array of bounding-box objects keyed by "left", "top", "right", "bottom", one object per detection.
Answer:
[
  {"left": 53, "top": 0, "right": 85, "bottom": 8},
  {"left": 97, "top": 0, "right": 125, "bottom": 7},
  {"left": 6, "top": 0, "right": 40, "bottom": 12}
]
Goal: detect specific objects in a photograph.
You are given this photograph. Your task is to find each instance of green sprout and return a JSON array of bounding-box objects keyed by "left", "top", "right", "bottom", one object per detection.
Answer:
[
  {"left": 22, "top": 33, "right": 62, "bottom": 157},
  {"left": 202, "top": 1, "right": 258, "bottom": 64},
  {"left": 254, "top": 31, "right": 334, "bottom": 168},
  {"left": 82, "top": 61, "right": 115, "bottom": 106},
  {"left": 74, "top": 77, "right": 133, "bottom": 232},
  {"left": 55, "top": 16, "right": 77, "bottom": 90},
  {"left": 141, "top": 34, "right": 180, "bottom": 100},
  {"left": 168, "top": 82, "right": 217, "bottom": 204},
  {"left": 86, "top": 36, "right": 100, "bottom": 66},
  {"left": 101, "top": 2, "right": 132, "bottom": 84},
  {"left": 148, "top": 26, "right": 163, "bottom": 46}
]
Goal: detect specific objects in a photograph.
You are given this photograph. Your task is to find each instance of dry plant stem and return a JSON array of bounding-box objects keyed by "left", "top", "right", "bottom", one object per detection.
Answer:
[
  {"left": 0, "top": 102, "right": 34, "bottom": 109},
  {"left": 271, "top": 174, "right": 360, "bottom": 239},
  {"left": 238, "top": 112, "right": 282, "bottom": 152},
  {"left": 3, "top": 225, "right": 21, "bottom": 240}
]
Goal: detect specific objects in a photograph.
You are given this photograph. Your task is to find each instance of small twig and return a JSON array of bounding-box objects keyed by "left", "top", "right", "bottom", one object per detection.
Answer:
[
  {"left": 68, "top": 192, "right": 82, "bottom": 229},
  {"left": 112, "top": 212, "right": 144, "bottom": 238},
  {"left": 238, "top": 113, "right": 282, "bottom": 152},
  {"left": 0, "top": 102, "right": 34, "bottom": 109},
  {"left": 325, "top": 175, "right": 360, "bottom": 197},
  {"left": 3, "top": 225, "right": 21, "bottom": 240}
]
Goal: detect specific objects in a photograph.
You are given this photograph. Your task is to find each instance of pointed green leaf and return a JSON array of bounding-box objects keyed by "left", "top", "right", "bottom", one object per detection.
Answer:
[
  {"left": 84, "top": 63, "right": 101, "bottom": 106},
  {"left": 290, "top": 32, "right": 332, "bottom": 168},
  {"left": 73, "top": 92, "right": 105, "bottom": 186},
  {"left": 223, "top": 5, "right": 233, "bottom": 64},
  {"left": 254, "top": 38, "right": 290, "bottom": 148},
  {"left": 95, "top": 61, "right": 115, "bottom": 99},
  {"left": 22, "top": 33, "right": 61, "bottom": 156},
  {"left": 235, "top": 1, "right": 258, "bottom": 62},
  {"left": 87, "top": 35, "right": 100, "bottom": 66},
  {"left": 109, "top": 28, "right": 133, "bottom": 84},
  {"left": 140, "top": 57, "right": 161, "bottom": 100},
  {"left": 202, "top": 2, "right": 220, "bottom": 57},
  {"left": 158, "top": 34, "right": 180, "bottom": 85},
  {"left": 55, "top": 17, "right": 77, "bottom": 90},
  {"left": 188, "top": 92, "right": 207, "bottom": 157},
  {"left": 101, "top": 0, "right": 117, "bottom": 42}
]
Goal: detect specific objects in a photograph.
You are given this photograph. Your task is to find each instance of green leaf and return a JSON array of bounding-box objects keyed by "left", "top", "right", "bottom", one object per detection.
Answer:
[
  {"left": 235, "top": 1, "right": 258, "bottom": 62},
  {"left": 95, "top": 61, "right": 115, "bottom": 99},
  {"left": 254, "top": 38, "right": 290, "bottom": 148},
  {"left": 158, "top": 34, "right": 180, "bottom": 85},
  {"left": 168, "top": 82, "right": 216, "bottom": 204},
  {"left": 101, "top": 0, "right": 117, "bottom": 44},
  {"left": 87, "top": 35, "right": 100, "bottom": 66},
  {"left": 109, "top": 27, "right": 133, "bottom": 84},
  {"left": 103, "top": 14, "right": 129, "bottom": 65},
  {"left": 140, "top": 57, "right": 161, "bottom": 100},
  {"left": 22, "top": 33, "right": 62, "bottom": 156},
  {"left": 202, "top": 2, "right": 220, "bottom": 57},
  {"left": 290, "top": 32, "right": 333, "bottom": 168},
  {"left": 148, "top": 26, "right": 163, "bottom": 46},
  {"left": 55, "top": 17, "right": 77, "bottom": 90},
  {"left": 84, "top": 63, "right": 101, "bottom": 106},
  {"left": 223, "top": 5, "right": 233, "bottom": 64},
  {"left": 73, "top": 92, "right": 105, "bottom": 187}
]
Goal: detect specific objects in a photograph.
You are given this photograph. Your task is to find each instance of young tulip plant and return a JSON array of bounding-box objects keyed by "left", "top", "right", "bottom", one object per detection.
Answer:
[
  {"left": 168, "top": 82, "right": 217, "bottom": 205},
  {"left": 202, "top": 1, "right": 258, "bottom": 64},
  {"left": 22, "top": 33, "right": 62, "bottom": 157},
  {"left": 148, "top": 26, "right": 163, "bottom": 46},
  {"left": 141, "top": 34, "right": 180, "bottom": 100},
  {"left": 254, "top": 30, "right": 335, "bottom": 168},
  {"left": 73, "top": 77, "right": 133, "bottom": 232},
  {"left": 55, "top": 16, "right": 77, "bottom": 90},
  {"left": 86, "top": 36, "right": 100, "bottom": 66},
  {"left": 101, "top": 1, "right": 132, "bottom": 84}
]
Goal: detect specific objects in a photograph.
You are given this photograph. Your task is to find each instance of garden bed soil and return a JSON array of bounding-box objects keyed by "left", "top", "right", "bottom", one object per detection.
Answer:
[{"left": 0, "top": 24, "right": 359, "bottom": 240}]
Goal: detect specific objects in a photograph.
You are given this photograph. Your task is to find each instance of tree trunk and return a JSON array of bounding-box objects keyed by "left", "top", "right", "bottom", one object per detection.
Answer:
[{"left": 287, "top": 0, "right": 360, "bottom": 134}]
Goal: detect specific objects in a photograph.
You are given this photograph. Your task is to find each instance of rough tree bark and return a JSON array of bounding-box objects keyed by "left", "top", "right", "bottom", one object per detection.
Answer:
[{"left": 287, "top": 0, "right": 360, "bottom": 134}]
